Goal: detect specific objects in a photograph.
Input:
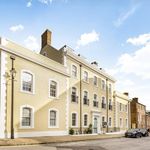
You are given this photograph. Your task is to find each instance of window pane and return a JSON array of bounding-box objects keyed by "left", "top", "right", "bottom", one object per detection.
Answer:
[
  {"left": 72, "top": 65, "right": 77, "bottom": 77},
  {"left": 72, "top": 113, "right": 76, "bottom": 126},
  {"left": 84, "top": 115, "right": 88, "bottom": 126},
  {"left": 22, "top": 107, "right": 31, "bottom": 126},
  {"left": 50, "top": 81, "right": 57, "bottom": 97},
  {"left": 50, "top": 110, "right": 56, "bottom": 126},
  {"left": 22, "top": 72, "right": 33, "bottom": 92}
]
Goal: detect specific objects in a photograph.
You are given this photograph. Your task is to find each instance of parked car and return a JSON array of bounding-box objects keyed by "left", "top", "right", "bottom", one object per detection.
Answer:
[
  {"left": 125, "top": 129, "right": 142, "bottom": 138},
  {"left": 139, "top": 128, "right": 149, "bottom": 137}
]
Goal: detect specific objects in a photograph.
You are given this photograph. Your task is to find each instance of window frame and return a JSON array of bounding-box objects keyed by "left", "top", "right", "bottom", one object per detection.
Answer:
[
  {"left": 93, "top": 76, "right": 98, "bottom": 86},
  {"left": 20, "top": 105, "right": 34, "bottom": 129},
  {"left": 48, "top": 108, "right": 59, "bottom": 128},
  {"left": 71, "top": 86, "right": 78, "bottom": 103},
  {"left": 71, "top": 112, "right": 78, "bottom": 128},
  {"left": 83, "top": 71, "right": 89, "bottom": 82},
  {"left": 71, "top": 64, "right": 77, "bottom": 78},
  {"left": 101, "top": 80, "right": 105, "bottom": 90},
  {"left": 49, "top": 79, "right": 59, "bottom": 99},
  {"left": 108, "top": 117, "right": 112, "bottom": 127},
  {"left": 83, "top": 113, "right": 88, "bottom": 127},
  {"left": 21, "top": 70, "right": 35, "bottom": 94}
]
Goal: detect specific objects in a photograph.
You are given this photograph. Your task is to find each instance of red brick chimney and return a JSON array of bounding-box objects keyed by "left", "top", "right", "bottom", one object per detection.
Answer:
[{"left": 41, "top": 29, "right": 52, "bottom": 48}]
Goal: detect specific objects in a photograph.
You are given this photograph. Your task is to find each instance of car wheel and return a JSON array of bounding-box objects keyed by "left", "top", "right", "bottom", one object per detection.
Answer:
[{"left": 136, "top": 133, "right": 142, "bottom": 138}]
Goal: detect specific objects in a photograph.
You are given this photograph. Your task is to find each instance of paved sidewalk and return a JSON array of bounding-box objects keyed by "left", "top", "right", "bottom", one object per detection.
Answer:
[{"left": 0, "top": 134, "right": 124, "bottom": 146}]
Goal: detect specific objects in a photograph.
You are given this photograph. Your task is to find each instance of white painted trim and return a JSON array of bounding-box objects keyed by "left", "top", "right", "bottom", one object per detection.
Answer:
[
  {"left": 119, "top": 118, "right": 123, "bottom": 128},
  {"left": 7, "top": 130, "right": 68, "bottom": 138},
  {"left": 83, "top": 70, "right": 89, "bottom": 83},
  {"left": 93, "top": 75, "right": 98, "bottom": 87},
  {"left": 65, "top": 78, "right": 69, "bottom": 133},
  {"left": 0, "top": 51, "right": 7, "bottom": 138},
  {"left": 71, "top": 112, "right": 78, "bottom": 128},
  {"left": 83, "top": 89, "right": 89, "bottom": 106},
  {"left": 83, "top": 113, "right": 88, "bottom": 127},
  {"left": 71, "top": 63, "right": 78, "bottom": 78},
  {"left": 48, "top": 78, "right": 59, "bottom": 99},
  {"left": 101, "top": 79, "right": 106, "bottom": 90},
  {"left": 92, "top": 112, "right": 101, "bottom": 134},
  {"left": 71, "top": 86, "right": 78, "bottom": 104},
  {"left": 20, "top": 69, "right": 35, "bottom": 95},
  {"left": 108, "top": 117, "right": 112, "bottom": 127},
  {"left": 20, "top": 105, "right": 34, "bottom": 129},
  {"left": 0, "top": 43, "right": 70, "bottom": 77},
  {"left": 48, "top": 108, "right": 59, "bottom": 128},
  {"left": 115, "top": 100, "right": 118, "bottom": 127}
]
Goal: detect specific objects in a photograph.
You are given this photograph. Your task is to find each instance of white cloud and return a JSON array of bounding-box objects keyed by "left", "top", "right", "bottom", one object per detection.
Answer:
[
  {"left": 24, "top": 36, "right": 39, "bottom": 52},
  {"left": 114, "top": 4, "right": 139, "bottom": 27},
  {"left": 9, "top": 24, "right": 24, "bottom": 32},
  {"left": 106, "top": 33, "right": 150, "bottom": 109},
  {"left": 127, "top": 33, "right": 150, "bottom": 46},
  {"left": 38, "top": 0, "right": 53, "bottom": 4},
  {"left": 76, "top": 30, "right": 99, "bottom": 49},
  {"left": 27, "top": 1, "right": 32, "bottom": 7}
]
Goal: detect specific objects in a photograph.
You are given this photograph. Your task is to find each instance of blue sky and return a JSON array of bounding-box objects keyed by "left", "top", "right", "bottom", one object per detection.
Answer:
[{"left": 1, "top": 0, "right": 150, "bottom": 109}]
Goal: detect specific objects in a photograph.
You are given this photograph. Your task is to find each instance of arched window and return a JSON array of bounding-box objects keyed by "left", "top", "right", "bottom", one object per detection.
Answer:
[
  {"left": 71, "top": 87, "right": 78, "bottom": 103},
  {"left": 83, "top": 114, "right": 88, "bottom": 127},
  {"left": 21, "top": 71, "right": 34, "bottom": 93},
  {"left": 49, "top": 80, "right": 57, "bottom": 97},
  {"left": 83, "top": 71, "right": 88, "bottom": 82},
  {"left": 72, "top": 112, "right": 77, "bottom": 127},
  {"left": 49, "top": 109, "right": 59, "bottom": 128},
  {"left": 21, "top": 106, "right": 34, "bottom": 128},
  {"left": 102, "top": 97, "right": 106, "bottom": 109},
  {"left": 72, "top": 65, "right": 77, "bottom": 77}
]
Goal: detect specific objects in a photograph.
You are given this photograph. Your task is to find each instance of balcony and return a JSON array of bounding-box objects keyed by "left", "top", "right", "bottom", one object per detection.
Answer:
[
  {"left": 93, "top": 101, "right": 98, "bottom": 108},
  {"left": 101, "top": 103, "right": 106, "bottom": 109},
  {"left": 71, "top": 95, "right": 78, "bottom": 103},
  {"left": 109, "top": 105, "right": 113, "bottom": 110},
  {"left": 83, "top": 98, "right": 89, "bottom": 105}
]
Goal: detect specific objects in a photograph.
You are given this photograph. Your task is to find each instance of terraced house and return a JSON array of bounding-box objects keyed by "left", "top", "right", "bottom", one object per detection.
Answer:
[{"left": 0, "top": 29, "right": 131, "bottom": 138}]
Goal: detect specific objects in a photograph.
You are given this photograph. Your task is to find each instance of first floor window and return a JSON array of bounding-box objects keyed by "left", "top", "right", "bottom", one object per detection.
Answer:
[
  {"left": 22, "top": 107, "right": 32, "bottom": 127},
  {"left": 84, "top": 114, "right": 88, "bottom": 126},
  {"left": 72, "top": 113, "right": 77, "bottom": 126},
  {"left": 126, "top": 119, "right": 128, "bottom": 128},
  {"left": 120, "top": 118, "right": 123, "bottom": 127},
  {"left": 109, "top": 117, "right": 111, "bottom": 127},
  {"left": 22, "top": 71, "right": 33, "bottom": 93},
  {"left": 50, "top": 110, "right": 57, "bottom": 126}
]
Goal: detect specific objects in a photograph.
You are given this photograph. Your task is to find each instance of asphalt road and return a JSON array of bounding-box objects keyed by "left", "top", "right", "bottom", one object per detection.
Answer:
[{"left": 1, "top": 136, "right": 150, "bottom": 150}]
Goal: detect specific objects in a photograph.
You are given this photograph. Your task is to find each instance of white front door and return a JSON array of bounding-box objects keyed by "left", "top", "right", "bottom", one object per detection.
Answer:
[{"left": 92, "top": 115, "right": 100, "bottom": 134}]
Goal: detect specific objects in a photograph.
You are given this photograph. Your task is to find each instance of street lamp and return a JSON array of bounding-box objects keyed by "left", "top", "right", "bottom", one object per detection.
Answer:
[{"left": 10, "top": 55, "right": 16, "bottom": 139}]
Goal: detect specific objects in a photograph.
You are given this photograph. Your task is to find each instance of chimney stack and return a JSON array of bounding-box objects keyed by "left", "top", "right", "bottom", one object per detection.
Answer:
[
  {"left": 41, "top": 29, "right": 52, "bottom": 48},
  {"left": 123, "top": 92, "right": 129, "bottom": 96},
  {"left": 132, "top": 97, "right": 138, "bottom": 103}
]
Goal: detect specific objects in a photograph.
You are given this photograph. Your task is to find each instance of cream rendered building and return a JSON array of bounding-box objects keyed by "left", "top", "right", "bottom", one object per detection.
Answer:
[
  {"left": 0, "top": 29, "right": 130, "bottom": 138},
  {"left": 40, "top": 30, "right": 116, "bottom": 134},
  {"left": 113, "top": 91, "right": 131, "bottom": 131},
  {"left": 0, "top": 37, "right": 70, "bottom": 138}
]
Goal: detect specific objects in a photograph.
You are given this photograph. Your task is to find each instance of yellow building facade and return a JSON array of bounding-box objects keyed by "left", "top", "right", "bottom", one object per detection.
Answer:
[{"left": 0, "top": 29, "right": 131, "bottom": 138}]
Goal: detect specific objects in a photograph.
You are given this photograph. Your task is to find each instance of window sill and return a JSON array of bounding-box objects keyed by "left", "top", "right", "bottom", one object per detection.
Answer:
[
  {"left": 19, "top": 126, "right": 34, "bottom": 129},
  {"left": 48, "top": 126, "right": 59, "bottom": 129},
  {"left": 20, "top": 90, "right": 35, "bottom": 95}
]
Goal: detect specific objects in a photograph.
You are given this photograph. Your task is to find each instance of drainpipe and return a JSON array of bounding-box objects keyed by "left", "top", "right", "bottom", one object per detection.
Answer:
[
  {"left": 79, "top": 64, "right": 82, "bottom": 134},
  {"left": 106, "top": 78, "right": 109, "bottom": 133}
]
